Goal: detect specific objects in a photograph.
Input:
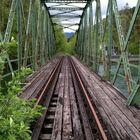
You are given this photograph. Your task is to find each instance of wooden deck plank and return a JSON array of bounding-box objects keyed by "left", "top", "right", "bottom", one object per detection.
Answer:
[
  {"left": 71, "top": 66, "right": 94, "bottom": 140},
  {"left": 69, "top": 63, "right": 84, "bottom": 140},
  {"left": 62, "top": 58, "right": 73, "bottom": 140},
  {"left": 87, "top": 88, "right": 122, "bottom": 140},
  {"left": 51, "top": 60, "right": 66, "bottom": 140},
  {"left": 72, "top": 56, "right": 140, "bottom": 140}
]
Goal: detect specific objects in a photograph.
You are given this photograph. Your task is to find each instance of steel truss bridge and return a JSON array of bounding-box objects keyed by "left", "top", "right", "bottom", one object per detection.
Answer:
[{"left": 0, "top": 0, "right": 140, "bottom": 106}]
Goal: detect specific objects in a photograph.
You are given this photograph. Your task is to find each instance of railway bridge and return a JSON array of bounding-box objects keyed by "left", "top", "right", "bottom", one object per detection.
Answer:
[{"left": 0, "top": 0, "right": 140, "bottom": 139}]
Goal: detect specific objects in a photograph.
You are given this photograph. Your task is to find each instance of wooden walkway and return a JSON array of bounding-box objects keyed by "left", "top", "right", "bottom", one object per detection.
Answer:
[{"left": 72, "top": 56, "right": 140, "bottom": 140}]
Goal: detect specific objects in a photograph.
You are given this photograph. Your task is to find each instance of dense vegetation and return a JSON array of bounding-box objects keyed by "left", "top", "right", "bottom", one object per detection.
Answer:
[
  {"left": 54, "top": 25, "right": 76, "bottom": 55},
  {"left": 0, "top": 68, "right": 43, "bottom": 140}
]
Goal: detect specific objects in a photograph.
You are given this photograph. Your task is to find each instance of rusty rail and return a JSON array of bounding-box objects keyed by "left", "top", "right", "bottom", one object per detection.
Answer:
[{"left": 69, "top": 57, "right": 108, "bottom": 140}]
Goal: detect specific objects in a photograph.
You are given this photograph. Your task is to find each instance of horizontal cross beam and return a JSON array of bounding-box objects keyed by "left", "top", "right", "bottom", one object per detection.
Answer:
[
  {"left": 48, "top": 7, "right": 84, "bottom": 11},
  {"left": 45, "top": 1, "right": 87, "bottom": 3},
  {"left": 51, "top": 14, "right": 81, "bottom": 18}
]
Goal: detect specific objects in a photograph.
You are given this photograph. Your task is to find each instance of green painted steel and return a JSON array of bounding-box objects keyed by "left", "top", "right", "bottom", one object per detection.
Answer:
[
  {"left": 89, "top": 3, "right": 93, "bottom": 65},
  {"left": 3, "top": 0, "right": 17, "bottom": 76},
  {"left": 23, "top": 0, "right": 33, "bottom": 67},
  {"left": 75, "top": 0, "right": 140, "bottom": 106},
  {"left": 16, "top": 0, "right": 22, "bottom": 71},
  {"left": 95, "top": 1, "right": 99, "bottom": 72},
  {"left": 1, "top": 0, "right": 56, "bottom": 77},
  {"left": 107, "top": 0, "right": 113, "bottom": 80},
  {"left": 31, "top": 2, "right": 36, "bottom": 70}
]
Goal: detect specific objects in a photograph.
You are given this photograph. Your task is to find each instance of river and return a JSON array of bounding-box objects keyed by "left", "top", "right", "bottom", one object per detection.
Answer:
[{"left": 98, "top": 63, "right": 138, "bottom": 97}]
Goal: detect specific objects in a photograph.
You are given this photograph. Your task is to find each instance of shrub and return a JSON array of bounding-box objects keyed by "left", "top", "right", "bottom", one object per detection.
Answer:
[{"left": 0, "top": 68, "right": 44, "bottom": 140}]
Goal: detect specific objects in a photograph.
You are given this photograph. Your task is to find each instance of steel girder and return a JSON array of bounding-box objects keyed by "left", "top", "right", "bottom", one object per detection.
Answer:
[
  {"left": 76, "top": 0, "right": 140, "bottom": 106},
  {"left": 1, "top": 0, "right": 56, "bottom": 79},
  {"left": 44, "top": 0, "right": 88, "bottom": 32}
]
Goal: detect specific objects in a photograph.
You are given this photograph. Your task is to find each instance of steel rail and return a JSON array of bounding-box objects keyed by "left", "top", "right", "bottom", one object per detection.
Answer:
[
  {"left": 32, "top": 58, "right": 63, "bottom": 140},
  {"left": 34, "top": 57, "right": 64, "bottom": 108},
  {"left": 20, "top": 58, "right": 63, "bottom": 100},
  {"left": 69, "top": 57, "right": 108, "bottom": 140}
]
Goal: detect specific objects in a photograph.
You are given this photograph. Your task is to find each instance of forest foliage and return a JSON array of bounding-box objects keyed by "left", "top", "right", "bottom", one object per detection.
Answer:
[
  {"left": 54, "top": 25, "right": 76, "bottom": 55},
  {"left": 0, "top": 68, "right": 44, "bottom": 140}
]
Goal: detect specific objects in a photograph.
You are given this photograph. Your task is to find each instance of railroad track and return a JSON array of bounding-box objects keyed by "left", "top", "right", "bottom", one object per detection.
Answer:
[
  {"left": 31, "top": 56, "right": 109, "bottom": 140},
  {"left": 20, "top": 57, "right": 63, "bottom": 100}
]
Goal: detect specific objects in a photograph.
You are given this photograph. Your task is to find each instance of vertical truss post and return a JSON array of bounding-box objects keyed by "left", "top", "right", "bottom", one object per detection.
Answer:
[
  {"left": 50, "top": 25, "right": 53, "bottom": 58},
  {"left": 51, "top": 26, "right": 54, "bottom": 56},
  {"left": 87, "top": 7, "right": 91, "bottom": 64},
  {"left": 40, "top": 4, "right": 45, "bottom": 65},
  {"left": 4, "top": 0, "right": 17, "bottom": 76},
  {"left": 75, "top": 30, "right": 78, "bottom": 54},
  {"left": 79, "top": 19, "right": 82, "bottom": 58},
  {"left": 89, "top": 2, "right": 93, "bottom": 65},
  {"left": 31, "top": 1, "right": 37, "bottom": 70},
  {"left": 20, "top": 0, "right": 26, "bottom": 31},
  {"left": 35, "top": 0, "right": 41, "bottom": 70},
  {"left": 81, "top": 18, "right": 84, "bottom": 59},
  {"left": 16, "top": 0, "right": 22, "bottom": 70},
  {"left": 47, "top": 19, "right": 50, "bottom": 60},
  {"left": 107, "top": 0, "right": 113, "bottom": 80},
  {"left": 86, "top": 8, "right": 89, "bottom": 63},
  {"left": 98, "top": 0, "right": 106, "bottom": 76},
  {"left": 50, "top": 25, "right": 52, "bottom": 58},
  {"left": 49, "top": 23, "right": 51, "bottom": 59},
  {"left": 95, "top": 1, "right": 99, "bottom": 72},
  {"left": 102, "top": 2, "right": 109, "bottom": 78},
  {"left": 49, "top": 21, "right": 52, "bottom": 59},
  {"left": 44, "top": 11, "right": 48, "bottom": 61},
  {"left": 46, "top": 16, "right": 48, "bottom": 59},
  {"left": 80, "top": 23, "right": 83, "bottom": 57},
  {"left": 23, "top": 0, "right": 33, "bottom": 67},
  {"left": 81, "top": 17, "right": 85, "bottom": 60},
  {"left": 77, "top": 26, "right": 81, "bottom": 56},
  {"left": 50, "top": 28, "right": 52, "bottom": 58},
  {"left": 86, "top": 7, "right": 90, "bottom": 64},
  {"left": 53, "top": 29, "right": 56, "bottom": 56},
  {"left": 53, "top": 33, "right": 55, "bottom": 56},
  {"left": 75, "top": 30, "right": 79, "bottom": 55},
  {"left": 53, "top": 33, "right": 56, "bottom": 53},
  {"left": 83, "top": 9, "right": 88, "bottom": 62},
  {"left": 92, "top": 15, "right": 96, "bottom": 70}
]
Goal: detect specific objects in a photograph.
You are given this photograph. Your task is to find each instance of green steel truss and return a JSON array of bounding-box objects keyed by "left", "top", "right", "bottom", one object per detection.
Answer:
[
  {"left": 76, "top": 0, "right": 140, "bottom": 106},
  {"left": 1, "top": 0, "right": 56, "bottom": 77},
  {"left": 0, "top": 0, "right": 140, "bottom": 106}
]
